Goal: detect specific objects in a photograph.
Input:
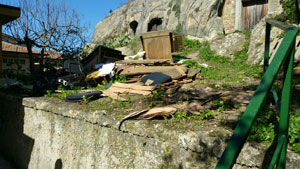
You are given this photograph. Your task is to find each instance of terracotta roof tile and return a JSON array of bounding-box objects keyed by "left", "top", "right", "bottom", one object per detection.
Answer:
[
  {"left": 45, "top": 50, "right": 62, "bottom": 59},
  {"left": 2, "top": 41, "right": 62, "bottom": 59},
  {"left": 2, "top": 41, "right": 40, "bottom": 54}
]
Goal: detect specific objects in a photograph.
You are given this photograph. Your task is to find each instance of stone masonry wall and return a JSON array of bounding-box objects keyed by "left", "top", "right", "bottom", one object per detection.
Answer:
[{"left": 0, "top": 92, "right": 299, "bottom": 169}]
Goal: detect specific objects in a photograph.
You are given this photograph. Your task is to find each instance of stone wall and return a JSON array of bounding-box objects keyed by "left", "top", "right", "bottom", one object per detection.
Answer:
[{"left": 0, "top": 92, "right": 299, "bottom": 169}]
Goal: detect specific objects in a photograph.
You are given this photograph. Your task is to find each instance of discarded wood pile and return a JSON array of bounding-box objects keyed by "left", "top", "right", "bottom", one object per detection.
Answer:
[
  {"left": 84, "top": 59, "right": 202, "bottom": 100},
  {"left": 117, "top": 59, "right": 201, "bottom": 85}
]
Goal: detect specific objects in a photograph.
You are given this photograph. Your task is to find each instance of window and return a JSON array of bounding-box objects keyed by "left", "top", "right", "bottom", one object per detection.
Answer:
[
  {"left": 20, "top": 59, "right": 25, "bottom": 65},
  {"left": 14, "top": 59, "right": 18, "bottom": 64},
  {"left": 7, "top": 59, "right": 13, "bottom": 64},
  {"left": 3, "top": 58, "right": 7, "bottom": 63}
]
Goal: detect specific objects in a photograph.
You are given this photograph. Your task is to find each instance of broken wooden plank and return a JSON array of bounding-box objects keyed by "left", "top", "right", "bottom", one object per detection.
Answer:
[
  {"left": 120, "top": 66, "right": 188, "bottom": 76},
  {"left": 178, "top": 79, "right": 193, "bottom": 84},
  {"left": 112, "top": 82, "right": 155, "bottom": 91},
  {"left": 115, "top": 59, "right": 172, "bottom": 65},
  {"left": 103, "top": 89, "right": 126, "bottom": 101},
  {"left": 108, "top": 86, "right": 152, "bottom": 96},
  {"left": 162, "top": 66, "right": 187, "bottom": 79},
  {"left": 138, "top": 107, "right": 177, "bottom": 119},
  {"left": 187, "top": 68, "right": 201, "bottom": 78},
  {"left": 118, "top": 107, "right": 177, "bottom": 129}
]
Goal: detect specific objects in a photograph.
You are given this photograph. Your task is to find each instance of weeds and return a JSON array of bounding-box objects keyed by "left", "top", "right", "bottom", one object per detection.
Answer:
[
  {"left": 102, "top": 34, "right": 134, "bottom": 48},
  {"left": 179, "top": 31, "right": 262, "bottom": 85}
]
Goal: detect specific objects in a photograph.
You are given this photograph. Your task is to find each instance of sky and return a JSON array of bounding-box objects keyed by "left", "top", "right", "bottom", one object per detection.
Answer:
[{"left": 0, "top": 0, "right": 128, "bottom": 42}]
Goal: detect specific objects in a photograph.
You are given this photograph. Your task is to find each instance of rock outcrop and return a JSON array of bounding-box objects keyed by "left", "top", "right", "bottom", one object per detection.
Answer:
[
  {"left": 91, "top": 0, "right": 225, "bottom": 44},
  {"left": 247, "top": 19, "right": 300, "bottom": 64},
  {"left": 210, "top": 32, "right": 246, "bottom": 59}
]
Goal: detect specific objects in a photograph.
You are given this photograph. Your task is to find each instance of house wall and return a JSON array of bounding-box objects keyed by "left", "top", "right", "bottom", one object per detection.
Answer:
[
  {"left": 0, "top": 25, "right": 2, "bottom": 73},
  {"left": 2, "top": 55, "right": 30, "bottom": 74}
]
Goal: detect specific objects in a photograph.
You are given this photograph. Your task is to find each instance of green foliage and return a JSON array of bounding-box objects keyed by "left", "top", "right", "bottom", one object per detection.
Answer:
[
  {"left": 211, "top": 99, "right": 237, "bottom": 112},
  {"left": 248, "top": 109, "right": 300, "bottom": 154},
  {"left": 101, "top": 74, "right": 127, "bottom": 86},
  {"left": 181, "top": 31, "right": 263, "bottom": 84},
  {"left": 199, "top": 110, "right": 214, "bottom": 120},
  {"left": 289, "top": 112, "right": 300, "bottom": 153},
  {"left": 182, "top": 37, "right": 201, "bottom": 51},
  {"left": 102, "top": 34, "right": 134, "bottom": 49},
  {"left": 45, "top": 87, "right": 80, "bottom": 100},
  {"left": 274, "top": 0, "right": 299, "bottom": 24},
  {"left": 182, "top": 60, "right": 203, "bottom": 68},
  {"left": 152, "top": 89, "right": 166, "bottom": 100},
  {"left": 248, "top": 109, "right": 278, "bottom": 142},
  {"left": 82, "top": 95, "right": 92, "bottom": 104}
]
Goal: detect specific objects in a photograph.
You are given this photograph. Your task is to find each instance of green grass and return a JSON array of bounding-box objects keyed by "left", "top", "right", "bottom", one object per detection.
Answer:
[
  {"left": 247, "top": 108, "right": 300, "bottom": 154},
  {"left": 178, "top": 31, "right": 262, "bottom": 85}
]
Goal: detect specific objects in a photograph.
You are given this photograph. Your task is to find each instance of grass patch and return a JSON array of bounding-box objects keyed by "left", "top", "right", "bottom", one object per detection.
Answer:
[{"left": 177, "top": 31, "right": 262, "bottom": 85}]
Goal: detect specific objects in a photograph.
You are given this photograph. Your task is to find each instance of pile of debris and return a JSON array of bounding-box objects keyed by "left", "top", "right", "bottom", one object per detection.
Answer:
[{"left": 83, "top": 58, "right": 201, "bottom": 100}]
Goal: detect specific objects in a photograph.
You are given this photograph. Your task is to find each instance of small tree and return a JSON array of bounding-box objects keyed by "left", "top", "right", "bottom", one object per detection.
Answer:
[{"left": 5, "top": 0, "right": 88, "bottom": 75}]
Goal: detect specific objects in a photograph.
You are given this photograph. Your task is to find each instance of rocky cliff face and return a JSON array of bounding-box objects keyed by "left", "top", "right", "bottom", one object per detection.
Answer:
[{"left": 91, "top": 0, "right": 225, "bottom": 44}]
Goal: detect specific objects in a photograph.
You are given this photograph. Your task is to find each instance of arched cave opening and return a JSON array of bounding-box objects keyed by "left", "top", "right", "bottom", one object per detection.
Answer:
[
  {"left": 129, "top": 21, "right": 138, "bottom": 35},
  {"left": 147, "top": 18, "right": 162, "bottom": 32}
]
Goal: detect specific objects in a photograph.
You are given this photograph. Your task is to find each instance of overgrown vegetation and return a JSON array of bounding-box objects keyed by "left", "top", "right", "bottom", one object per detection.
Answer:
[
  {"left": 163, "top": 111, "right": 213, "bottom": 129},
  {"left": 102, "top": 34, "right": 134, "bottom": 49},
  {"left": 274, "top": 0, "right": 300, "bottom": 24},
  {"left": 178, "top": 30, "right": 262, "bottom": 86},
  {"left": 247, "top": 108, "right": 300, "bottom": 154}
]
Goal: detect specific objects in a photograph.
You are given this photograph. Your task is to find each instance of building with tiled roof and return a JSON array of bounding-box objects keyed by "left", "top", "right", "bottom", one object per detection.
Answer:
[
  {"left": 2, "top": 39, "right": 63, "bottom": 74},
  {"left": 0, "top": 4, "right": 20, "bottom": 72}
]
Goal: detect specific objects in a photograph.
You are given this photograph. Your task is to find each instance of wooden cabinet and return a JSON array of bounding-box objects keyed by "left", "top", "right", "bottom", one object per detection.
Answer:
[{"left": 141, "top": 31, "right": 172, "bottom": 61}]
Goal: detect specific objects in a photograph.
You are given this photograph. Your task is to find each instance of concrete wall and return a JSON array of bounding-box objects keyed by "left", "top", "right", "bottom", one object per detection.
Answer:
[
  {"left": 1, "top": 25, "right": 2, "bottom": 72},
  {"left": 0, "top": 93, "right": 299, "bottom": 169}
]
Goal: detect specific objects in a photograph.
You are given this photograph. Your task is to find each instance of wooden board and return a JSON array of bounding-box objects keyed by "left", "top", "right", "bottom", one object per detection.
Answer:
[
  {"left": 172, "top": 35, "right": 184, "bottom": 52},
  {"left": 120, "top": 66, "right": 188, "bottom": 77},
  {"left": 107, "top": 86, "right": 152, "bottom": 96},
  {"left": 162, "top": 66, "right": 187, "bottom": 80},
  {"left": 112, "top": 82, "right": 155, "bottom": 91},
  {"left": 142, "top": 31, "right": 172, "bottom": 61},
  {"left": 115, "top": 59, "right": 172, "bottom": 65}
]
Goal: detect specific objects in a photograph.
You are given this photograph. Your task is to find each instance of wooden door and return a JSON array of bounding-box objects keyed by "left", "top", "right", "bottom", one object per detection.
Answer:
[{"left": 243, "top": 0, "right": 268, "bottom": 30}]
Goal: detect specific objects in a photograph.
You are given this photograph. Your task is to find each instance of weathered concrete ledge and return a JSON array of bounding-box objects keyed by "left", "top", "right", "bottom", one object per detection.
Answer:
[{"left": 0, "top": 92, "right": 299, "bottom": 169}]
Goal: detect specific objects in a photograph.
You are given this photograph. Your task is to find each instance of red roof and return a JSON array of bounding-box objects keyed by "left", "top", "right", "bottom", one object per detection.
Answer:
[{"left": 2, "top": 41, "right": 40, "bottom": 54}]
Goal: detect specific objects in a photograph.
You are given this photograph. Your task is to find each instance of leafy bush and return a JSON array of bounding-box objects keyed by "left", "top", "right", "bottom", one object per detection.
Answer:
[
  {"left": 102, "top": 34, "right": 134, "bottom": 49},
  {"left": 248, "top": 109, "right": 278, "bottom": 142},
  {"left": 274, "top": 0, "right": 299, "bottom": 24},
  {"left": 248, "top": 109, "right": 300, "bottom": 154},
  {"left": 290, "top": 112, "right": 300, "bottom": 153}
]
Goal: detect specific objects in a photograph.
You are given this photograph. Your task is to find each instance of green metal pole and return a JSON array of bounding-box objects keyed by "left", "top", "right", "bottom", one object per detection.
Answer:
[
  {"left": 277, "top": 44, "right": 295, "bottom": 169},
  {"left": 215, "top": 29, "right": 298, "bottom": 169},
  {"left": 264, "top": 23, "right": 271, "bottom": 71},
  {"left": 268, "top": 135, "right": 286, "bottom": 169}
]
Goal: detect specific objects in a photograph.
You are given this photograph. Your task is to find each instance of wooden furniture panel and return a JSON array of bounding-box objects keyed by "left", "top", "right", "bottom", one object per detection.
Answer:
[{"left": 142, "top": 31, "right": 172, "bottom": 61}]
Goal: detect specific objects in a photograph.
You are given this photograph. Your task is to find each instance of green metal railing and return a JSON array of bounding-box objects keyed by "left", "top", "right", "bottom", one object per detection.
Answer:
[{"left": 215, "top": 19, "right": 298, "bottom": 169}]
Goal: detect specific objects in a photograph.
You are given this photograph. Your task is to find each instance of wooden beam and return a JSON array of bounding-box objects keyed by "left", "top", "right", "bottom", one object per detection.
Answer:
[{"left": 0, "top": 4, "right": 21, "bottom": 25}]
